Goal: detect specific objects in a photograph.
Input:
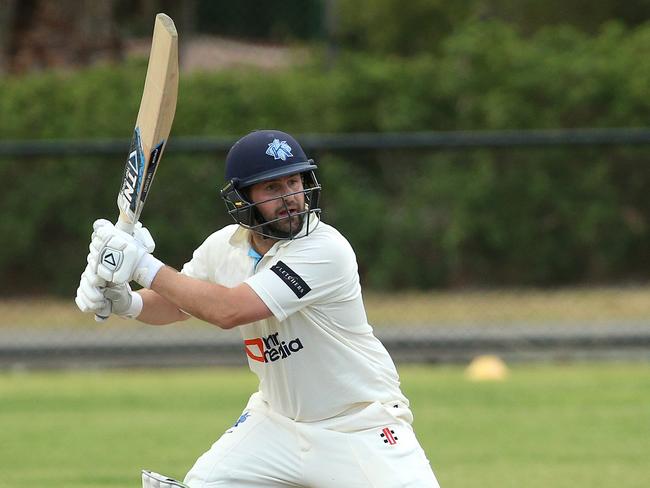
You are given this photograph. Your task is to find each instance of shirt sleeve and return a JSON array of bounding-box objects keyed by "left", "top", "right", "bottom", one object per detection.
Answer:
[
  {"left": 245, "top": 235, "right": 357, "bottom": 321},
  {"left": 180, "top": 238, "right": 211, "bottom": 281}
]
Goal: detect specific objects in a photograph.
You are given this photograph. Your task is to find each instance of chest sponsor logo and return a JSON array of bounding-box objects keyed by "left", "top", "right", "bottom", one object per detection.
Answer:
[
  {"left": 244, "top": 332, "right": 304, "bottom": 363},
  {"left": 270, "top": 260, "right": 311, "bottom": 299}
]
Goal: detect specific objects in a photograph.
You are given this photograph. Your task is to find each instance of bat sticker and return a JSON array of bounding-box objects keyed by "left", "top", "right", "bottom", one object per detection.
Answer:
[
  {"left": 121, "top": 127, "right": 145, "bottom": 213},
  {"left": 140, "top": 140, "right": 164, "bottom": 204}
]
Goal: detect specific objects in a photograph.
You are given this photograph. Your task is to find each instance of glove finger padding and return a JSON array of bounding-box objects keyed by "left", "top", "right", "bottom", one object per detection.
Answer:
[
  {"left": 134, "top": 222, "right": 156, "bottom": 253},
  {"left": 75, "top": 272, "right": 108, "bottom": 313},
  {"left": 93, "top": 218, "right": 113, "bottom": 232},
  {"left": 83, "top": 263, "right": 106, "bottom": 287}
]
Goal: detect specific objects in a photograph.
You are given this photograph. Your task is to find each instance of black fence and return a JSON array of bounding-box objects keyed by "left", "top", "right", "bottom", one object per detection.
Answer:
[
  {"left": 2, "top": 128, "right": 650, "bottom": 369},
  {"left": 4, "top": 128, "right": 650, "bottom": 157}
]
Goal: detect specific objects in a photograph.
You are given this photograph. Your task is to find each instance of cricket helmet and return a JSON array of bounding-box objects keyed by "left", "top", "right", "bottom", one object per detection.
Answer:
[{"left": 220, "top": 130, "right": 321, "bottom": 239}]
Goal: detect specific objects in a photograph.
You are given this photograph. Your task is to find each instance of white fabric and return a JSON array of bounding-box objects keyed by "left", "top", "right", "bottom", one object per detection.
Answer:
[
  {"left": 93, "top": 219, "right": 156, "bottom": 253},
  {"left": 132, "top": 253, "right": 165, "bottom": 288},
  {"left": 102, "top": 283, "right": 143, "bottom": 318},
  {"left": 75, "top": 263, "right": 108, "bottom": 313},
  {"left": 126, "top": 290, "right": 144, "bottom": 317},
  {"left": 90, "top": 220, "right": 163, "bottom": 287},
  {"left": 181, "top": 218, "right": 407, "bottom": 422},
  {"left": 142, "top": 470, "right": 189, "bottom": 488},
  {"left": 184, "top": 392, "right": 440, "bottom": 488}
]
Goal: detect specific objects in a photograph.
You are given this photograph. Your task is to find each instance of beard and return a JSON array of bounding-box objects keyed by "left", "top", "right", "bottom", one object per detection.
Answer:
[{"left": 262, "top": 212, "right": 305, "bottom": 239}]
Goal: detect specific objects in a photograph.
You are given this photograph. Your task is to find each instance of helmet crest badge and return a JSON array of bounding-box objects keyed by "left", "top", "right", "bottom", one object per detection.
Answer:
[{"left": 266, "top": 139, "right": 293, "bottom": 161}]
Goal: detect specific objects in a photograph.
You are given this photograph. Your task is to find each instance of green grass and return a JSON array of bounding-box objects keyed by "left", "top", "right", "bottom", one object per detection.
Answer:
[{"left": 1, "top": 364, "right": 649, "bottom": 488}]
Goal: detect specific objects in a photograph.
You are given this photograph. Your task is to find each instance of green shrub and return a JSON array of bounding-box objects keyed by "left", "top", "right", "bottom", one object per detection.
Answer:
[{"left": 3, "top": 21, "right": 650, "bottom": 294}]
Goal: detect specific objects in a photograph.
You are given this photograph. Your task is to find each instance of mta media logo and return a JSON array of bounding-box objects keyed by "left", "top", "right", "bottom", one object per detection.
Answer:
[
  {"left": 266, "top": 139, "right": 293, "bottom": 161},
  {"left": 244, "top": 332, "right": 304, "bottom": 363}
]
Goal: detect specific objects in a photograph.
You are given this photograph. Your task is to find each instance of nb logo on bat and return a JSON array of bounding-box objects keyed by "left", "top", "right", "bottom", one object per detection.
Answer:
[{"left": 100, "top": 247, "right": 123, "bottom": 272}]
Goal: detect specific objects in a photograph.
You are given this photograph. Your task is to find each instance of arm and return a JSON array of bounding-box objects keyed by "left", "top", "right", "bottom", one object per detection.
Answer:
[
  {"left": 149, "top": 266, "right": 273, "bottom": 329},
  {"left": 136, "top": 288, "right": 191, "bottom": 325},
  {"left": 89, "top": 222, "right": 272, "bottom": 329}
]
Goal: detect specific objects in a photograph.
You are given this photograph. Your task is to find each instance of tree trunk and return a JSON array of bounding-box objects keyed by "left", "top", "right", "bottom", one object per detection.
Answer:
[
  {"left": 7, "top": 0, "right": 123, "bottom": 74},
  {"left": 0, "top": 0, "right": 18, "bottom": 74}
]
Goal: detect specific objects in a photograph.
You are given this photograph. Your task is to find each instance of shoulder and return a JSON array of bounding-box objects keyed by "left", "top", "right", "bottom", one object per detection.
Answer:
[
  {"left": 200, "top": 224, "right": 241, "bottom": 249},
  {"left": 189, "top": 224, "right": 243, "bottom": 261},
  {"left": 286, "top": 221, "right": 356, "bottom": 265}
]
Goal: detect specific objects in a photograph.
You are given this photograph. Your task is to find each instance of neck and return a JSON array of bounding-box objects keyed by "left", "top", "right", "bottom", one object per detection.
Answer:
[{"left": 250, "top": 232, "right": 278, "bottom": 256}]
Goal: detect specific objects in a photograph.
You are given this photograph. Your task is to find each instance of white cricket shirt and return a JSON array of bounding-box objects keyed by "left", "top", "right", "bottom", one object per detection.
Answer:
[{"left": 181, "top": 217, "right": 408, "bottom": 422}]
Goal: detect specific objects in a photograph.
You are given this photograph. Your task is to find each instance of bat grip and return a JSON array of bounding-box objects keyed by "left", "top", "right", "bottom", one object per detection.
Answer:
[
  {"left": 116, "top": 217, "right": 135, "bottom": 234},
  {"left": 95, "top": 308, "right": 109, "bottom": 323}
]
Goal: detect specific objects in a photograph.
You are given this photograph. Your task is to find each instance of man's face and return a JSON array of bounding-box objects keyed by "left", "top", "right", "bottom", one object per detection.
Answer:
[{"left": 248, "top": 174, "right": 306, "bottom": 236}]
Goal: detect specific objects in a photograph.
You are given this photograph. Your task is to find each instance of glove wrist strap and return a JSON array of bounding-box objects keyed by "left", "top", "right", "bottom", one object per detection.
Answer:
[
  {"left": 134, "top": 253, "right": 165, "bottom": 288},
  {"left": 125, "top": 291, "right": 143, "bottom": 318}
]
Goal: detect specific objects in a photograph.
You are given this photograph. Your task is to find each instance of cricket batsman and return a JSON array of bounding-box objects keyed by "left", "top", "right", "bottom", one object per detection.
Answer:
[{"left": 76, "top": 130, "right": 441, "bottom": 487}]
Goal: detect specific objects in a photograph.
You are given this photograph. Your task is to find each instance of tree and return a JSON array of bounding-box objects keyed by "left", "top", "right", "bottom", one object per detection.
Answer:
[{"left": 3, "top": 0, "right": 122, "bottom": 74}]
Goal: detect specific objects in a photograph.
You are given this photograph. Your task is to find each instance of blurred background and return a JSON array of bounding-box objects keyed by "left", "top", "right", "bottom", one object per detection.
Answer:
[
  {"left": 1, "top": 2, "right": 650, "bottom": 488},
  {"left": 2, "top": 0, "right": 650, "bottom": 366}
]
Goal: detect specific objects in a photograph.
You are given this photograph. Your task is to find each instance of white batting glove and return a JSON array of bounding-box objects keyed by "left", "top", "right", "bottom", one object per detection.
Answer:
[
  {"left": 75, "top": 263, "right": 108, "bottom": 314},
  {"left": 92, "top": 219, "right": 156, "bottom": 253},
  {"left": 104, "top": 282, "right": 144, "bottom": 318},
  {"left": 142, "top": 470, "right": 190, "bottom": 488},
  {"left": 90, "top": 219, "right": 164, "bottom": 288}
]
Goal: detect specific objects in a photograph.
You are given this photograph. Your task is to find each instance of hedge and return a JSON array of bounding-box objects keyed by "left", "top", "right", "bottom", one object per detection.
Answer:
[{"left": 2, "top": 21, "right": 650, "bottom": 295}]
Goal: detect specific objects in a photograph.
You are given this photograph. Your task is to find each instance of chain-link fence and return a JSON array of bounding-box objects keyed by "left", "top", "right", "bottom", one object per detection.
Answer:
[{"left": 2, "top": 291, "right": 650, "bottom": 369}]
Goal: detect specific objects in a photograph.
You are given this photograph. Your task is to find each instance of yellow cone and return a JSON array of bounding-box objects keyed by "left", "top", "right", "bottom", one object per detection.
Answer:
[{"left": 465, "top": 355, "right": 509, "bottom": 381}]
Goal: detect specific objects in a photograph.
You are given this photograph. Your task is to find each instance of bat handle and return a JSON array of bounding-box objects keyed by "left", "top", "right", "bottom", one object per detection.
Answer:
[
  {"left": 95, "top": 309, "right": 109, "bottom": 322},
  {"left": 116, "top": 216, "right": 135, "bottom": 234},
  {"left": 94, "top": 217, "right": 135, "bottom": 322}
]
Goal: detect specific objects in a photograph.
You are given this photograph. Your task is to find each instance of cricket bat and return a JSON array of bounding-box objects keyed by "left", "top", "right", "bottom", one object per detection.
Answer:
[{"left": 95, "top": 13, "right": 178, "bottom": 321}]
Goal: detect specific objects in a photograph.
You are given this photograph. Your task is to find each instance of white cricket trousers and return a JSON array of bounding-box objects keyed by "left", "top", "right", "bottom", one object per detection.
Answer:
[{"left": 184, "top": 393, "right": 440, "bottom": 487}]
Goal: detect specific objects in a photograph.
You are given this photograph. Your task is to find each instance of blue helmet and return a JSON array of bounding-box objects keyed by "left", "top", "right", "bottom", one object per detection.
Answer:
[{"left": 220, "top": 130, "right": 321, "bottom": 239}]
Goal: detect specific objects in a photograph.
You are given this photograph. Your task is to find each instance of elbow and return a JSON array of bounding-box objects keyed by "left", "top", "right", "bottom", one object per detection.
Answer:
[
  {"left": 205, "top": 307, "right": 240, "bottom": 330},
  {"left": 214, "top": 315, "right": 239, "bottom": 330},
  {"left": 208, "top": 308, "right": 256, "bottom": 329},
  {"left": 201, "top": 285, "right": 266, "bottom": 329}
]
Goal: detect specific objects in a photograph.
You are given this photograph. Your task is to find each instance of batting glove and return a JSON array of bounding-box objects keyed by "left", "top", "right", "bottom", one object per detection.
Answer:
[
  {"left": 104, "top": 282, "right": 144, "bottom": 318},
  {"left": 75, "top": 263, "right": 108, "bottom": 314},
  {"left": 92, "top": 219, "right": 156, "bottom": 253},
  {"left": 90, "top": 219, "right": 164, "bottom": 288}
]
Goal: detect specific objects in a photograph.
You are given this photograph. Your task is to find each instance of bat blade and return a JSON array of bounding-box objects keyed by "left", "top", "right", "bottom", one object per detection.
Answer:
[
  {"left": 95, "top": 13, "right": 178, "bottom": 322},
  {"left": 116, "top": 13, "right": 178, "bottom": 234}
]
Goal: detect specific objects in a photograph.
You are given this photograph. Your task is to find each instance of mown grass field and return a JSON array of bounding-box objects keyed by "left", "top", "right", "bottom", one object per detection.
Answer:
[{"left": 1, "top": 363, "right": 648, "bottom": 488}]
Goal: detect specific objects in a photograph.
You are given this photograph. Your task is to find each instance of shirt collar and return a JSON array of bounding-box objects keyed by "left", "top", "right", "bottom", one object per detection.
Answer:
[{"left": 227, "top": 213, "right": 321, "bottom": 254}]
